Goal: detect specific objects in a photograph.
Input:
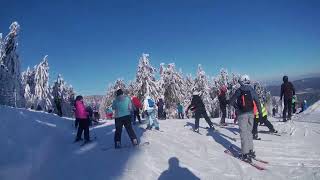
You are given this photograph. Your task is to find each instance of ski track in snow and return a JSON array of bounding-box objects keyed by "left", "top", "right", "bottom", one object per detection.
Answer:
[{"left": 1, "top": 105, "right": 320, "bottom": 180}]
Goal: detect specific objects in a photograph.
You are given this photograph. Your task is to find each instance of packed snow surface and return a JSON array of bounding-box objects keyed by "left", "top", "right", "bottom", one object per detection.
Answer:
[{"left": 1, "top": 104, "right": 320, "bottom": 180}]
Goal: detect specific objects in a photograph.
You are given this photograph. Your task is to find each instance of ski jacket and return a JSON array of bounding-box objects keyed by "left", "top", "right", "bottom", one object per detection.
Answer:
[
  {"left": 187, "top": 95, "right": 206, "bottom": 112},
  {"left": 280, "top": 81, "right": 295, "bottom": 100},
  {"left": 144, "top": 96, "right": 156, "bottom": 111},
  {"left": 229, "top": 84, "right": 262, "bottom": 116},
  {"left": 177, "top": 104, "right": 184, "bottom": 113},
  {"left": 157, "top": 99, "right": 164, "bottom": 109},
  {"left": 132, "top": 96, "right": 142, "bottom": 109},
  {"left": 75, "top": 100, "right": 89, "bottom": 119},
  {"left": 112, "top": 95, "right": 133, "bottom": 118},
  {"left": 254, "top": 103, "right": 267, "bottom": 118}
]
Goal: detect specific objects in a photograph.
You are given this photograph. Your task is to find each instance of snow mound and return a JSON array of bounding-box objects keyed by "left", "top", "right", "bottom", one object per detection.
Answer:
[
  {"left": 1, "top": 105, "right": 320, "bottom": 180},
  {"left": 303, "top": 100, "right": 320, "bottom": 114}
]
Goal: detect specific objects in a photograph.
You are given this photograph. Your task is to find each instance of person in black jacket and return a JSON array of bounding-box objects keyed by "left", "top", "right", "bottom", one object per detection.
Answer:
[
  {"left": 280, "top": 76, "right": 295, "bottom": 122},
  {"left": 218, "top": 85, "right": 228, "bottom": 126},
  {"left": 185, "top": 91, "right": 215, "bottom": 133}
]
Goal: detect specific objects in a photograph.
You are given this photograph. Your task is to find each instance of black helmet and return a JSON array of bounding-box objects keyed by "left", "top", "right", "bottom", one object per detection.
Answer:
[
  {"left": 116, "top": 89, "right": 124, "bottom": 96},
  {"left": 283, "top": 76, "right": 288, "bottom": 82}
]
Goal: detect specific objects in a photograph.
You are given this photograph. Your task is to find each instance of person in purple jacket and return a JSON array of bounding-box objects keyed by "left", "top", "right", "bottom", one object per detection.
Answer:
[{"left": 74, "top": 95, "right": 90, "bottom": 143}]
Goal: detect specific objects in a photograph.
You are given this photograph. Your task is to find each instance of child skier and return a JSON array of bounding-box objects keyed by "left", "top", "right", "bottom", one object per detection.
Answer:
[
  {"left": 112, "top": 89, "right": 138, "bottom": 149},
  {"left": 74, "top": 95, "right": 90, "bottom": 143},
  {"left": 185, "top": 91, "right": 215, "bottom": 133},
  {"left": 144, "top": 95, "right": 160, "bottom": 130},
  {"left": 228, "top": 75, "right": 262, "bottom": 163},
  {"left": 131, "top": 96, "right": 142, "bottom": 124},
  {"left": 252, "top": 102, "right": 278, "bottom": 140},
  {"left": 177, "top": 103, "right": 184, "bottom": 119}
]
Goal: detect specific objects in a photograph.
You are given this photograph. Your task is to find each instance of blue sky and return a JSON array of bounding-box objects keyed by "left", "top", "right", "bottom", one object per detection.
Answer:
[{"left": 1, "top": 0, "right": 319, "bottom": 95}]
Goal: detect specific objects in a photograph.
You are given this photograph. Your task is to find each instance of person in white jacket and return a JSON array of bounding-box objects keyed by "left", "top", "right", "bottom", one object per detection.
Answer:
[{"left": 144, "top": 95, "right": 160, "bottom": 130}]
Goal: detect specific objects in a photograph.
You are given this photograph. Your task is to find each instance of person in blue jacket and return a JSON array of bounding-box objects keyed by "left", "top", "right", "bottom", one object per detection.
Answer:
[{"left": 177, "top": 103, "right": 184, "bottom": 119}]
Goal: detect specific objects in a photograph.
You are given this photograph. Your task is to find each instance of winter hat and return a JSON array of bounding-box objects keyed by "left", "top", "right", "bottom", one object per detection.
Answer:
[
  {"left": 116, "top": 89, "right": 124, "bottom": 96},
  {"left": 75, "top": 95, "right": 83, "bottom": 101},
  {"left": 283, "top": 76, "right": 288, "bottom": 82},
  {"left": 240, "top": 74, "right": 250, "bottom": 84}
]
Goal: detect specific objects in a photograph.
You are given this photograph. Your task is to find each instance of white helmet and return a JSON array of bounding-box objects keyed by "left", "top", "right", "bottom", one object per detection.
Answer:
[{"left": 240, "top": 74, "right": 250, "bottom": 84}]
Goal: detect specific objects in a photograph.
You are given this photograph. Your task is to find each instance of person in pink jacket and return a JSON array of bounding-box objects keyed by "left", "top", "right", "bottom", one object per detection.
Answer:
[{"left": 74, "top": 95, "right": 90, "bottom": 143}]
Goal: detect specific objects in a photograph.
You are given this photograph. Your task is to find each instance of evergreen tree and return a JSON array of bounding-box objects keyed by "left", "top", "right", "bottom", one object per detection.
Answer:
[
  {"left": 51, "top": 74, "right": 75, "bottom": 117},
  {"left": 159, "top": 63, "right": 186, "bottom": 118},
  {"left": 0, "top": 22, "right": 24, "bottom": 107},
  {"left": 135, "top": 53, "right": 160, "bottom": 100},
  {"left": 193, "top": 64, "right": 213, "bottom": 114}
]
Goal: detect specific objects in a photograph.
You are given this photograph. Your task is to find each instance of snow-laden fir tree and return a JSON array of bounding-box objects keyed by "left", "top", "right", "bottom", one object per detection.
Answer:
[
  {"left": 159, "top": 63, "right": 186, "bottom": 118},
  {"left": 100, "top": 79, "right": 127, "bottom": 117},
  {"left": 193, "top": 64, "right": 213, "bottom": 115},
  {"left": 135, "top": 53, "right": 160, "bottom": 100},
  {"left": 0, "top": 22, "right": 25, "bottom": 107},
  {"left": 183, "top": 74, "right": 195, "bottom": 107},
  {"left": 51, "top": 74, "right": 75, "bottom": 117},
  {"left": 21, "top": 55, "right": 53, "bottom": 111}
]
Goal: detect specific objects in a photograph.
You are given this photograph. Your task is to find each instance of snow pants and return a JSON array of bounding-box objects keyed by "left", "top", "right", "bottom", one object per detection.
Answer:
[
  {"left": 133, "top": 109, "right": 141, "bottom": 123},
  {"left": 194, "top": 109, "right": 213, "bottom": 130},
  {"left": 114, "top": 115, "right": 137, "bottom": 144},
  {"left": 76, "top": 118, "right": 90, "bottom": 141},
  {"left": 178, "top": 112, "right": 184, "bottom": 119},
  {"left": 283, "top": 98, "right": 292, "bottom": 121},
  {"left": 252, "top": 116, "right": 275, "bottom": 136},
  {"left": 158, "top": 107, "right": 165, "bottom": 119},
  {"left": 220, "top": 104, "right": 226, "bottom": 124},
  {"left": 146, "top": 109, "right": 159, "bottom": 128},
  {"left": 238, "top": 112, "right": 254, "bottom": 154}
]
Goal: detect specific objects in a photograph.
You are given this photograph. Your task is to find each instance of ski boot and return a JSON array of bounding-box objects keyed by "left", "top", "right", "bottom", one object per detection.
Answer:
[
  {"left": 270, "top": 129, "right": 278, "bottom": 133},
  {"left": 194, "top": 128, "right": 199, "bottom": 133},
  {"left": 220, "top": 122, "right": 227, "bottom": 126},
  {"left": 240, "top": 153, "right": 252, "bottom": 163},
  {"left": 115, "top": 141, "right": 121, "bottom": 149},
  {"left": 249, "top": 150, "right": 256, "bottom": 159},
  {"left": 74, "top": 138, "right": 83, "bottom": 142},
  {"left": 253, "top": 134, "right": 260, "bottom": 140},
  {"left": 132, "top": 139, "right": 138, "bottom": 146},
  {"left": 155, "top": 127, "right": 160, "bottom": 131},
  {"left": 146, "top": 125, "right": 152, "bottom": 130},
  {"left": 209, "top": 124, "right": 216, "bottom": 131}
]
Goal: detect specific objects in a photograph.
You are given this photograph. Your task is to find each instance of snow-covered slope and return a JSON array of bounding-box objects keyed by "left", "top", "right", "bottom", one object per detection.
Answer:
[{"left": 1, "top": 105, "right": 320, "bottom": 180}]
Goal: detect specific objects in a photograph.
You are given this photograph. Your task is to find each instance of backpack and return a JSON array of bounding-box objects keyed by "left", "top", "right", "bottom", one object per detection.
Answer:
[
  {"left": 237, "top": 89, "right": 254, "bottom": 112},
  {"left": 148, "top": 98, "right": 155, "bottom": 108}
]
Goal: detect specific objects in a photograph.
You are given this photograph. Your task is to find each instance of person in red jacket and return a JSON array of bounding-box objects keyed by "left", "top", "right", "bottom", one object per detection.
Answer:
[
  {"left": 131, "top": 96, "right": 142, "bottom": 124},
  {"left": 74, "top": 95, "right": 90, "bottom": 143}
]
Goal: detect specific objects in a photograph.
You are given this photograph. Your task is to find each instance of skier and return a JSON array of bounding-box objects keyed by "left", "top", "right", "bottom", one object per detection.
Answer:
[
  {"left": 280, "top": 75, "right": 295, "bottom": 122},
  {"left": 292, "top": 95, "right": 297, "bottom": 114},
  {"left": 272, "top": 107, "right": 276, "bottom": 117},
  {"left": 185, "top": 91, "right": 215, "bottom": 133},
  {"left": 177, "top": 103, "right": 184, "bottom": 119},
  {"left": 131, "top": 96, "right": 142, "bottom": 124},
  {"left": 299, "top": 100, "right": 308, "bottom": 113},
  {"left": 105, "top": 107, "right": 113, "bottom": 119},
  {"left": 112, "top": 89, "right": 138, "bottom": 149},
  {"left": 74, "top": 95, "right": 90, "bottom": 143},
  {"left": 228, "top": 75, "right": 262, "bottom": 163},
  {"left": 86, "top": 105, "right": 94, "bottom": 126},
  {"left": 218, "top": 85, "right": 228, "bottom": 126},
  {"left": 157, "top": 98, "right": 165, "bottom": 120},
  {"left": 144, "top": 95, "right": 160, "bottom": 130},
  {"left": 54, "top": 97, "right": 63, "bottom": 117},
  {"left": 252, "top": 102, "right": 278, "bottom": 140}
]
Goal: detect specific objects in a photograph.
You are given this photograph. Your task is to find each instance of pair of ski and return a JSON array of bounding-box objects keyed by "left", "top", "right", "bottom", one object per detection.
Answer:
[
  {"left": 224, "top": 145, "right": 268, "bottom": 170},
  {"left": 101, "top": 141, "right": 150, "bottom": 151}
]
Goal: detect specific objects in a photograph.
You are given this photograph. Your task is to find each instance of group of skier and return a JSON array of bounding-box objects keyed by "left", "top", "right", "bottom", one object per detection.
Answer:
[{"left": 72, "top": 74, "right": 299, "bottom": 163}]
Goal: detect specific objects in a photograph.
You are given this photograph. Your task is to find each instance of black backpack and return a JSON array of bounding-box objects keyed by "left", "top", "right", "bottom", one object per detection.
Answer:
[{"left": 237, "top": 89, "right": 254, "bottom": 112}]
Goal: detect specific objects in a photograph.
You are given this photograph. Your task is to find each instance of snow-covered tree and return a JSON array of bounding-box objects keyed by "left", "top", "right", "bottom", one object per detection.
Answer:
[
  {"left": 0, "top": 22, "right": 24, "bottom": 107},
  {"left": 100, "top": 79, "right": 127, "bottom": 117},
  {"left": 51, "top": 74, "right": 75, "bottom": 117},
  {"left": 21, "top": 55, "right": 53, "bottom": 111},
  {"left": 159, "top": 63, "right": 186, "bottom": 118},
  {"left": 193, "top": 64, "right": 213, "bottom": 114},
  {"left": 135, "top": 53, "right": 160, "bottom": 100}
]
